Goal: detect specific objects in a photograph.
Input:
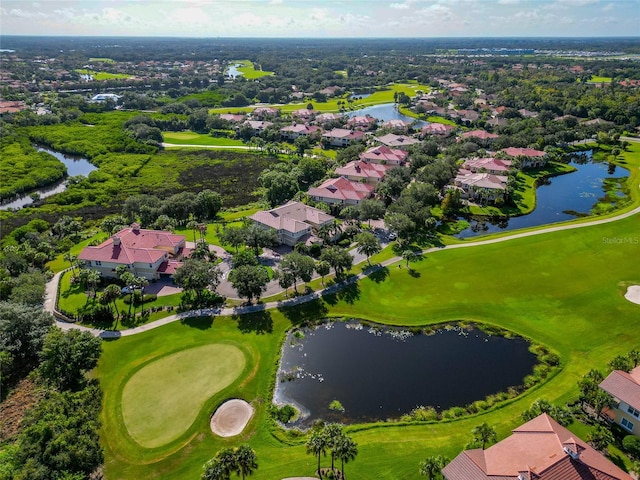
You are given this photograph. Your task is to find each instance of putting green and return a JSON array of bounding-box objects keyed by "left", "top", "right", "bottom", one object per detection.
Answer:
[{"left": 121, "top": 344, "right": 245, "bottom": 448}]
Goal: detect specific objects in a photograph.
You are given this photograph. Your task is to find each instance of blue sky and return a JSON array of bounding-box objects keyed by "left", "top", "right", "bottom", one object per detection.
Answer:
[{"left": 1, "top": 0, "right": 639, "bottom": 37}]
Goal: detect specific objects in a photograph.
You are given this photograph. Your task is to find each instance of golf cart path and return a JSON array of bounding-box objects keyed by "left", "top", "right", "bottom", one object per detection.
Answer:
[{"left": 46, "top": 203, "right": 640, "bottom": 338}]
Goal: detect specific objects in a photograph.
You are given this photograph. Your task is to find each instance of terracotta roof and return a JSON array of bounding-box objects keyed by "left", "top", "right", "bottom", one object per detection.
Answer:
[
  {"left": 502, "top": 147, "right": 547, "bottom": 158},
  {"left": 422, "top": 123, "right": 455, "bottom": 135},
  {"left": 375, "top": 133, "right": 419, "bottom": 147},
  {"left": 599, "top": 366, "right": 640, "bottom": 411},
  {"left": 360, "top": 145, "right": 408, "bottom": 164},
  {"left": 219, "top": 113, "right": 245, "bottom": 123},
  {"left": 455, "top": 172, "right": 508, "bottom": 190},
  {"left": 442, "top": 414, "right": 632, "bottom": 480},
  {"left": 244, "top": 120, "right": 273, "bottom": 130},
  {"left": 335, "top": 160, "right": 391, "bottom": 181},
  {"left": 308, "top": 176, "right": 374, "bottom": 202},
  {"left": 249, "top": 201, "right": 334, "bottom": 233},
  {"left": 463, "top": 157, "right": 512, "bottom": 173},
  {"left": 322, "top": 128, "right": 366, "bottom": 141},
  {"left": 281, "top": 124, "right": 321, "bottom": 134},
  {"left": 78, "top": 226, "right": 184, "bottom": 265},
  {"left": 462, "top": 130, "right": 499, "bottom": 140}
]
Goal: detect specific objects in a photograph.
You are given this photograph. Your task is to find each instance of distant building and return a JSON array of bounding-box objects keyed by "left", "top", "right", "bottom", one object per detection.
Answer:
[
  {"left": 360, "top": 145, "right": 409, "bottom": 166},
  {"left": 335, "top": 160, "right": 391, "bottom": 184},
  {"left": 501, "top": 147, "right": 548, "bottom": 169},
  {"left": 90, "top": 93, "right": 120, "bottom": 103},
  {"left": 375, "top": 133, "right": 419, "bottom": 149},
  {"left": 78, "top": 224, "right": 185, "bottom": 280},
  {"left": 280, "top": 123, "right": 322, "bottom": 141},
  {"left": 308, "top": 176, "right": 374, "bottom": 206},
  {"left": 442, "top": 414, "right": 632, "bottom": 480},
  {"left": 322, "top": 128, "right": 366, "bottom": 147}
]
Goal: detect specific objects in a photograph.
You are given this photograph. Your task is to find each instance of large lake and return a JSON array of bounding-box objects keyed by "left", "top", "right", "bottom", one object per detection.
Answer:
[
  {"left": 274, "top": 321, "right": 537, "bottom": 427},
  {"left": 455, "top": 153, "right": 629, "bottom": 238},
  {"left": 0, "top": 147, "right": 97, "bottom": 210}
]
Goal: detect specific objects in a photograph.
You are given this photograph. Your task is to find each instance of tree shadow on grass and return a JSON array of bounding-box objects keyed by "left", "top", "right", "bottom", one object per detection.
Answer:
[
  {"left": 233, "top": 310, "right": 273, "bottom": 334},
  {"left": 407, "top": 268, "right": 421, "bottom": 278},
  {"left": 181, "top": 315, "right": 214, "bottom": 330},
  {"left": 365, "top": 265, "right": 389, "bottom": 283},
  {"left": 323, "top": 277, "right": 361, "bottom": 306},
  {"left": 278, "top": 298, "right": 328, "bottom": 327}
]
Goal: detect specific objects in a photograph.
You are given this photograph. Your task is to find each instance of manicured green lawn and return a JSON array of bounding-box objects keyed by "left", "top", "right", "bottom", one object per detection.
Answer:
[
  {"left": 229, "top": 60, "right": 274, "bottom": 79},
  {"left": 75, "top": 69, "right": 131, "bottom": 80},
  {"left": 588, "top": 75, "right": 613, "bottom": 83},
  {"left": 162, "top": 131, "right": 246, "bottom": 147},
  {"left": 121, "top": 344, "right": 246, "bottom": 448}
]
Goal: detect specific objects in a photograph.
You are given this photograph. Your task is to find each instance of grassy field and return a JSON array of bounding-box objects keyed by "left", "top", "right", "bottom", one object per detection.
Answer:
[
  {"left": 210, "top": 82, "right": 431, "bottom": 115},
  {"left": 230, "top": 60, "right": 274, "bottom": 79},
  {"left": 75, "top": 69, "right": 132, "bottom": 80},
  {"left": 162, "top": 131, "right": 246, "bottom": 147},
  {"left": 89, "top": 58, "right": 115, "bottom": 63},
  {"left": 588, "top": 75, "right": 613, "bottom": 83},
  {"left": 121, "top": 344, "right": 246, "bottom": 448}
]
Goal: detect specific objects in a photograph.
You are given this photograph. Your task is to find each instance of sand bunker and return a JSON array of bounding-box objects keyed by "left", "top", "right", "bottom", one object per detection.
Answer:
[
  {"left": 210, "top": 399, "right": 254, "bottom": 437},
  {"left": 624, "top": 285, "right": 640, "bottom": 305}
]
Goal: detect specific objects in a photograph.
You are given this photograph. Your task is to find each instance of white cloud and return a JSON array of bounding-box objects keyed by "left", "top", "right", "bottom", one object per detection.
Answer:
[
  {"left": 390, "top": 2, "right": 411, "bottom": 9},
  {"left": 269, "top": 0, "right": 284, "bottom": 4}
]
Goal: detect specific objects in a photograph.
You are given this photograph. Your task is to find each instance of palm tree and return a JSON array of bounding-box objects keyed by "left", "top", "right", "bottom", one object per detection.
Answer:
[
  {"left": 334, "top": 435, "right": 358, "bottom": 480},
  {"left": 202, "top": 458, "right": 229, "bottom": 480},
  {"left": 402, "top": 249, "right": 417, "bottom": 269},
  {"left": 64, "top": 252, "right": 77, "bottom": 276},
  {"left": 471, "top": 422, "right": 497, "bottom": 450},
  {"left": 306, "top": 428, "right": 328, "bottom": 479},
  {"left": 216, "top": 447, "right": 238, "bottom": 479},
  {"left": 187, "top": 219, "right": 199, "bottom": 243},
  {"left": 419, "top": 455, "right": 449, "bottom": 479},
  {"left": 323, "top": 423, "right": 344, "bottom": 473},
  {"left": 235, "top": 445, "right": 258, "bottom": 480},
  {"left": 101, "top": 283, "right": 122, "bottom": 321},
  {"left": 86, "top": 270, "right": 101, "bottom": 303},
  {"left": 133, "top": 276, "right": 149, "bottom": 318}
]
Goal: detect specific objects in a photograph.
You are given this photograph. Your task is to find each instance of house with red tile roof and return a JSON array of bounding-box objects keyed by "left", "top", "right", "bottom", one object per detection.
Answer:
[
  {"left": 454, "top": 171, "right": 508, "bottom": 202},
  {"left": 322, "top": 128, "right": 366, "bottom": 147},
  {"left": 308, "top": 176, "right": 374, "bottom": 206},
  {"left": 360, "top": 145, "right": 409, "bottom": 166},
  {"left": 280, "top": 123, "right": 322, "bottom": 141},
  {"left": 335, "top": 160, "right": 391, "bottom": 184},
  {"left": 375, "top": 133, "right": 419, "bottom": 149},
  {"left": 291, "top": 108, "right": 317, "bottom": 120},
  {"left": 0, "top": 100, "right": 27, "bottom": 115},
  {"left": 461, "top": 129, "right": 499, "bottom": 142},
  {"left": 243, "top": 120, "right": 273, "bottom": 135},
  {"left": 421, "top": 123, "right": 455, "bottom": 137},
  {"left": 219, "top": 113, "right": 245, "bottom": 123},
  {"left": 249, "top": 201, "right": 334, "bottom": 246},
  {"left": 252, "top": 106, "right": 279, "bottom": 119},
  {"left": 346, "top": 115, "right": 378, "bottom": 131},
  {"left": 315, "top": 112, "right": 344, "bottom": 126},
  {"left": 78, "top": 224, "right": 186, "bottom": 280},
  {"left": 463, "top": 157, "right": 512, "bottom": 175},
  {"left": 382, "top": 119, "right": 411, "bottom": 132},
  {"left": 599, "top": 366, "right": 640, "bottom": 436},
  {"left": 442, "top": 414, "right": 632, "bottom": 480},
  {"left": 501, "top": 147, "right": 548, "bottom": 168}
]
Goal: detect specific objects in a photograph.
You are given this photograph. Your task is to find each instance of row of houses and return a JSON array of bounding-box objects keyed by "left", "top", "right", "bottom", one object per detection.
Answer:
[{"left": 450, "top": 147, "right": 548, "bottom": 203}]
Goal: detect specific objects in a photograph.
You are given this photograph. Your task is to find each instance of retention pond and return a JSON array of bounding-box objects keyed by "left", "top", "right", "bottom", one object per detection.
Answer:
[{"left": 274, "top": 321, "right": 537, "bottom": 427}]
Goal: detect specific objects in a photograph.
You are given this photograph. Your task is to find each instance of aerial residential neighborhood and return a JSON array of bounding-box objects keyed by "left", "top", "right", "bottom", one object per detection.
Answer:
[{"left": 1, "top": 4, "right": 639, "bottom": 480}]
